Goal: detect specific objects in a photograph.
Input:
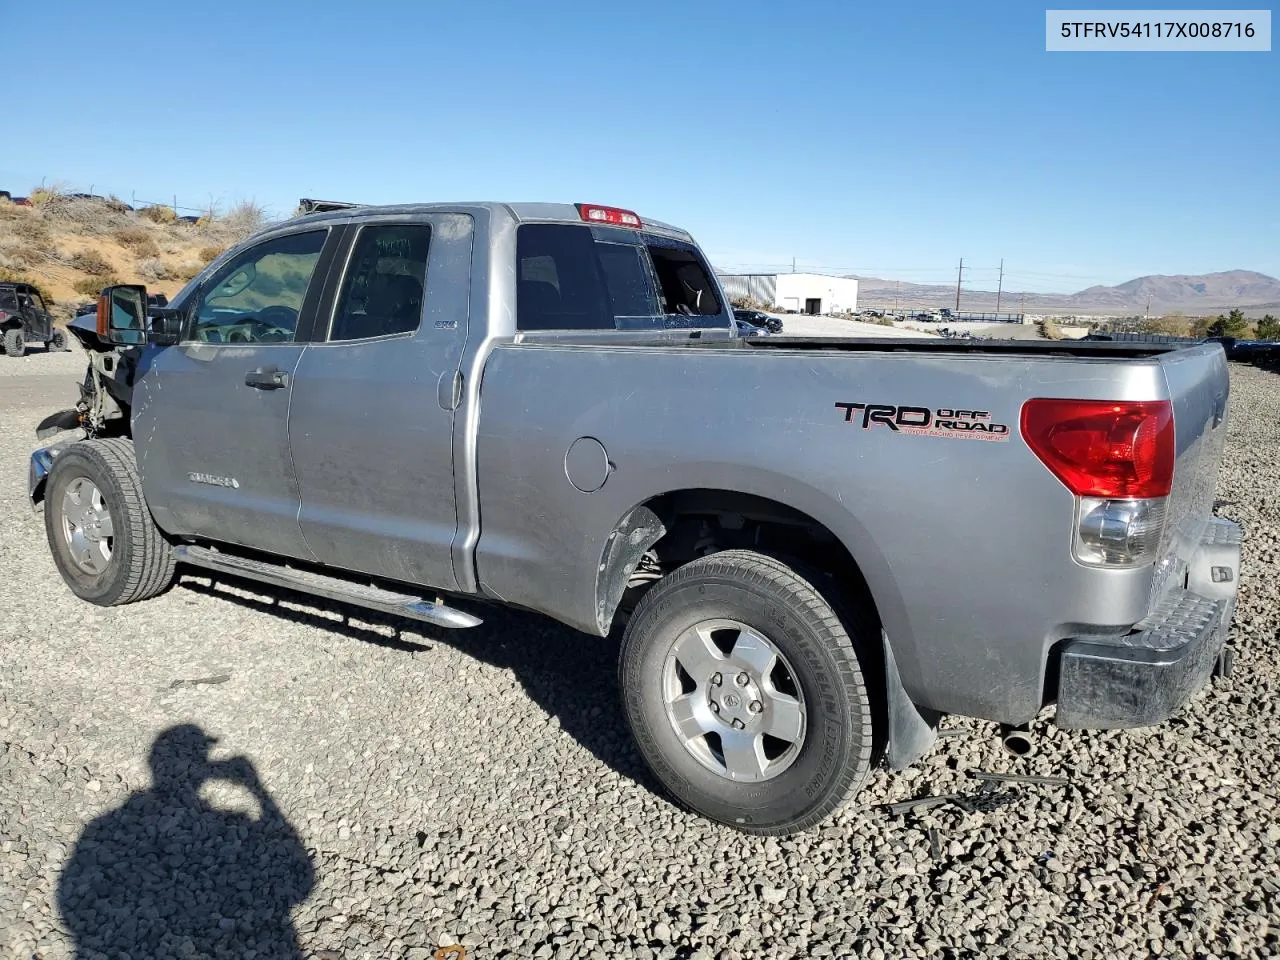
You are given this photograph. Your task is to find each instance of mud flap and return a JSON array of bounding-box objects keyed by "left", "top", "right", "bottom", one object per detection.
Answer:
[{"left": 883, "top": 631, "right": 941, "bottom": 770}]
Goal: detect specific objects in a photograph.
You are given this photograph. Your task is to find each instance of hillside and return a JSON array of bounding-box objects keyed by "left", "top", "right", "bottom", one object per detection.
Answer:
[
  {"left": 854, "top": 269, "right": 1280, "bottom": 316},
  {"left": 0, "top": 192, "right": 264, "bottom": 318}
]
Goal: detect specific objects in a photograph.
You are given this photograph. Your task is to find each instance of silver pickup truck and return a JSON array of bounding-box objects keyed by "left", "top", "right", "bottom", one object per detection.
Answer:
[{"left": 29, "top": 201, "right": 1241, "bottom": 834}]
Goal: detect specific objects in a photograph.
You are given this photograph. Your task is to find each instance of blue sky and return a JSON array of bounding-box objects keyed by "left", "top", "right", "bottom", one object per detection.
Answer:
[{"left": 4, "top": 0, "right": 1275, "bottom": 292}]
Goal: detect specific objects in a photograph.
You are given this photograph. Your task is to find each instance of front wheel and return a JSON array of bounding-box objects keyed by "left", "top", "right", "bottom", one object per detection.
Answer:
[
  {"left": 3, "top": 328, "right": 24, "bottom": 357},
  {"left": 619, "top": 550, "right": 875, "bottom": 835},
  {"left": 49, "top": 328, "right": 67, "bottom": 351},
  {"left": 44, "top": 439, "right": 176, "bottom": 605}
]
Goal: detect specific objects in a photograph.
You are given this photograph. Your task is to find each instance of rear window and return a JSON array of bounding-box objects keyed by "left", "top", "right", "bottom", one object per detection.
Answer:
[
  {"left": 0, "top": 288, "right": 19, "bottom": 311},
  {"left": 515, "top": 224, "right": 726, "bottom": 332},
  {"left": 646, "top": 238, "right": 723, "bottom": 320}
]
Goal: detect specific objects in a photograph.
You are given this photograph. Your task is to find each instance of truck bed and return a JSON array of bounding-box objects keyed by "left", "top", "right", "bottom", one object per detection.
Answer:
[
  {"left": 524, "top": 330, "right": 1188, "bottom": 360},
  {"left": 474, "top": 336, "right": 1229, "bottom": 723},
  {"left": 738, "top": 336, "right": 1183, "bottom": 359}
]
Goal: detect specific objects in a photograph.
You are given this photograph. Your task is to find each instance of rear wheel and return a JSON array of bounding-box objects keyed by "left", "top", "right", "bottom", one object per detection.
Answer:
[
  {"left": 44, "top": 439, "right": 176, "bottom": 605},
  {"left": 619, "top": 550, "right": 874, "bottom": 834},
  {"left": 3, "top": 328, "right": 24, "bottom": 357}
]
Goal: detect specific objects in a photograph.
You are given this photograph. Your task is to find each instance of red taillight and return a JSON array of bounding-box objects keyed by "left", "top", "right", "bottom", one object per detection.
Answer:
[
  {"left": 576, "top": 203, "right": 642, "bottom": 228},
  {"left": 1021, "top": 398, "right": 1175, "bottom": 498},
  {"left": 96, "top": 295, "right": 108, "bottom": 338}
]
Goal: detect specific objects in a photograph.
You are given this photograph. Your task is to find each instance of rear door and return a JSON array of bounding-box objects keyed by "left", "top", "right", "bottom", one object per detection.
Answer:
[
  {"left": 289, "top": 214, "right": 474, "bottom": 590},
  {"left": 132, "top": 227, "right": 340, "bottom": 559}
]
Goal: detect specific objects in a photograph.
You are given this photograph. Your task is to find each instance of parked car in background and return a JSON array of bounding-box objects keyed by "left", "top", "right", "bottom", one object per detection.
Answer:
[
  {"left": 733, "top": 308, "right": 782, "bottom": 334},
  {"left": 733, "top": 316, "right": 770, "bottom": 337},
  {"left": 0, "top": 282, "right": 66, "bottom": 356}
]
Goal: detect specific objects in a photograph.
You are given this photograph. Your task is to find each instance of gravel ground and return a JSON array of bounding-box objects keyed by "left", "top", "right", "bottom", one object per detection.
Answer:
[{"left": 1, "top": 350, "right": 1277, "bottom": 959}]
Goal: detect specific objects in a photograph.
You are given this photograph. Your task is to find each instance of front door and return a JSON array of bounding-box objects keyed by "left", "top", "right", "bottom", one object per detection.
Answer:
[
  {"left": 289, "top": 215, "right": 474, "bottom": 591},
  {"left": 132, "top": 228, "right": 338, "bottom": 559},
  {"left": 805, "top": 297, "right": 821, "bottom": 315},
  {"left": 21, "top": 290, "right": 51, "bottom": 342}
]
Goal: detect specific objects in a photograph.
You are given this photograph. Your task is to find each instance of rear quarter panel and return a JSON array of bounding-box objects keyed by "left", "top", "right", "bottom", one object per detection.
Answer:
[
  {"left": 474, "top": 341, "right": 1175, "bottom": 723},
  {"left": 1150, "top": 344, "right": 1231, "bottom": 604}
]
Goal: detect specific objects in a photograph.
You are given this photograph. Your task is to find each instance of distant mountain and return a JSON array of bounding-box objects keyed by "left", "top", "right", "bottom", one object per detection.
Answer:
[{"left": 851, "top": 270, "right": 1280, "bottom": 316}]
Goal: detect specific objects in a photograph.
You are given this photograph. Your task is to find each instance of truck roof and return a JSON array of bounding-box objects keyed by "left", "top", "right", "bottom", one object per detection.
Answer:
[{"left": 285, "top": 201, "right": 694, "bottom": 242}]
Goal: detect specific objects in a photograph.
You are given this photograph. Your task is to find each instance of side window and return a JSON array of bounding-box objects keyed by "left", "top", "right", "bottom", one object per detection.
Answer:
[
  {"left": 516, "top": 224, "right": 664, "bottom": 331},
  {"left": 188, "top": 230, "right": 326, "bottom": 344},
  {"left": 30, "top": 292, "right": 46, "bottom": 312},
  {"left": 516, "top": 224, "right": 611, "bottom": 331},
  {"left": 595, "top": 242, "right": 660, "bottom": 327},
  {"left": 646, "top": 241, "right": 724, "bottom": 320},
  {"left": 329, "top": 224, "right": 431, "bottom": 341}
]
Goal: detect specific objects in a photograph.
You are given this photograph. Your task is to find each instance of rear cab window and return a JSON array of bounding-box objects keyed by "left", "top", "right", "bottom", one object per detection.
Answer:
[
  {"left": 516, "top": 223, "right": 726, "bottom": 332},
  {"left": 0, "top": 288, "right": 19, "bottom": 312}
]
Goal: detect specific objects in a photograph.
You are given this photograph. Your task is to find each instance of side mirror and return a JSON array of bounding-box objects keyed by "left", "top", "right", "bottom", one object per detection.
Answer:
[{"left": 96, "top": 285, "right": 147, "bottom": 346}]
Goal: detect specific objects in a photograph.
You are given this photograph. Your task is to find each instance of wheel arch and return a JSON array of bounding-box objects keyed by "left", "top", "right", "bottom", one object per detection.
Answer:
[{"left": 594, "top": 485, "right": 938, "bottom": 769}]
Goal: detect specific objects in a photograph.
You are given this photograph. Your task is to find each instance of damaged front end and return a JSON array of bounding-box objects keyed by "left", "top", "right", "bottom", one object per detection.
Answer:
[
  {"left": 29, "top": 312, "right": 143, "bottom": 507},
  {"left": 28, "top": 441, "right": 73, "bottom": 507}
]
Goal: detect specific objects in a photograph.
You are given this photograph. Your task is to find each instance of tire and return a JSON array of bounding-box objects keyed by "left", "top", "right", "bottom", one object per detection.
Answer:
[
  {"left": 3, "top": 328, "right": 23, "bottom": 357},
  {"left": 43, "top": 438, "right": 176, "bottom": 605},
  {"left": 49, "top": 328, "right": 67, "bottom": 352},
  {"left": 619, "top": 550, "right": 874, "bottom": 835}
]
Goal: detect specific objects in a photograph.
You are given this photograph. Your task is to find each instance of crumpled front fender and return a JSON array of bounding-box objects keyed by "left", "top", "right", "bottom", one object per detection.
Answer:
[{"left": 28, "top": 441, "right": 72, "bottom": 507}]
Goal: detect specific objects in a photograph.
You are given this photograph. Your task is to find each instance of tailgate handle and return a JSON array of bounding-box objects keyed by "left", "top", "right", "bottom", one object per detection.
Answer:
[{"left": 245, "top": 367, "right": 289, "bottom": 390}]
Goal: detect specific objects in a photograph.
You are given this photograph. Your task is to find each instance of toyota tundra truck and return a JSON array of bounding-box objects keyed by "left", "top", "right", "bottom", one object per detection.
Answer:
[{"left": 28, "top": 202, "right": 1241, "bottom": 834}]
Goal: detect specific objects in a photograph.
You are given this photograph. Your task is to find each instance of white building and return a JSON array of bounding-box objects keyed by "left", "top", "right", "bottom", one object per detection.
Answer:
[{"left": 717, "top": 273, "right": 858, "bottom": 315}]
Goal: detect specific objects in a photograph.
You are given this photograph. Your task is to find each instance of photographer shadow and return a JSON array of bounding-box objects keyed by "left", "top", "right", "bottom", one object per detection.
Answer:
[{"left": 57, "top": 724, "right": 313, "bottom": 959}]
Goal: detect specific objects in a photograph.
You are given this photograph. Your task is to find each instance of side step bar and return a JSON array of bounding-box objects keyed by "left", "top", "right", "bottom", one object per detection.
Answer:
[{"left": 174, "top": 545, "right": 483, "bottom": 629}]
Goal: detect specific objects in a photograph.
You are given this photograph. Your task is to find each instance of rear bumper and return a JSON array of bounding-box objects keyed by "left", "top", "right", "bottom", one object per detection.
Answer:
[{"left": 1056, "top": 518, "right": 1241, "bottom": 729}]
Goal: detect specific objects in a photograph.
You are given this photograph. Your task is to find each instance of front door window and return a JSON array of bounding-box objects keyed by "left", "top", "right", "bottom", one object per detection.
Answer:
[{"left": 188, "top": 231, "right": 326, "bottom": 344}]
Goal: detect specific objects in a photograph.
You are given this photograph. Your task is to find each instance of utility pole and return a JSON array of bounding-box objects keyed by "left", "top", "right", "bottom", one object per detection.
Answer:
[
  {"left": 954, "top": 258, "right": 965, "bottom": 313},
  {"left": 995, "top": 258, "right": 1004, "bottom": 316},
  {"left": 894, "top": 280, "right": 900, "bottom": 316},
  {"left": 1145, "top": 296, "right": 1151, "bottom": 322},
  {"left": 791, "top": 257, "right": 796, "bottom": 274}
]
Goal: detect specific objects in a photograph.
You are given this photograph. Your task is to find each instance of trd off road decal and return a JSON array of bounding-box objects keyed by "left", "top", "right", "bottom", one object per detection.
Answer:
[{"left": 835, "top": 402, "right": 1011, "bottom": 441}]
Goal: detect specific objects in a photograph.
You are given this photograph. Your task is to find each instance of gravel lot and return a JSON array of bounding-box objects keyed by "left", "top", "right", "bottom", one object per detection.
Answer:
[{"left": 1, "top": 347, "right": 1277, "bottom": 959}]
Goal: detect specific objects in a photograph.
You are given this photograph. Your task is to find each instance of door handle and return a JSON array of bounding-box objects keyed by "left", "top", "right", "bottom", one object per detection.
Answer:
[{"left": 245, "top": 367, "right": 289, "bottom": 390}]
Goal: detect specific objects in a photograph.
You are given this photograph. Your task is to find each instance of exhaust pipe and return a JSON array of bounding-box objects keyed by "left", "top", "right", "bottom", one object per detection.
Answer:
[{"left": 999, "top": 723, "right": 1035, "bottom": 757}]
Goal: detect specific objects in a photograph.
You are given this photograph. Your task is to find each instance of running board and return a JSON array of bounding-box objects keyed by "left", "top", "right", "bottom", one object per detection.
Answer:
[{"left": 173, "top": 545, "right": 483, "bottom": 629}]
